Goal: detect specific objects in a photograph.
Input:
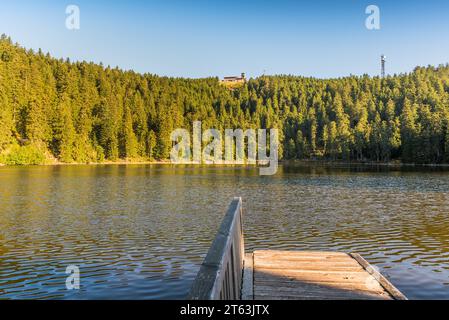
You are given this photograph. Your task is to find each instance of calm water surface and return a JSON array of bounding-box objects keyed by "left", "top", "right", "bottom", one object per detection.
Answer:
[{"left": 0, "top": 164, "right": 449, "bottom": 299}]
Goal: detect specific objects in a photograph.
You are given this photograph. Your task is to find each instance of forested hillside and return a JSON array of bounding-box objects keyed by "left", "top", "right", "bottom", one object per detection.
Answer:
[{"left": 1, "top": 35, "right": 449, "bottom": 165}]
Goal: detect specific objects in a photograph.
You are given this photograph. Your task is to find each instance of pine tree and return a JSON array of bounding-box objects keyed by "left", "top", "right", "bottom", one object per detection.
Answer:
[
  {"left": 326, "top": 121, "right": 338, "bottom": 159},
  {"left": 120, "top": 105, "right": 138, "bottom": 159},
  {"left": 285, "top": 138, "right": 296, "bottom": 159},
  {"left": 59, "top": 103, "right": 76, "bottom": 163},
  {"left": 354, "top": 108, "right": 369, "bottom": 160},
  {"left": 0, "top": 88, "right": 13, "bottom": 150},
  {"left": 400, "top": 100, "right": 418, "bottom": 162},
  {"left": 148, "top": 130, "right": 157, "bottom": 159}
]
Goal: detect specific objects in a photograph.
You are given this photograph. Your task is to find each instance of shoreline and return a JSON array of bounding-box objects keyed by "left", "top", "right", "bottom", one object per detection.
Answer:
[
  {"left": 1, "top": 159, "right": 449, "bottom": 168},
  {"left": 281, "top": 159, "right": 449, "bottom": 168}
]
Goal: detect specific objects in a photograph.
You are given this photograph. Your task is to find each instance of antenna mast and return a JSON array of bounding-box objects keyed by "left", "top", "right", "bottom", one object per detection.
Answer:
[{"left": 381, "top": 55, "right": 386, "bottom": 78}]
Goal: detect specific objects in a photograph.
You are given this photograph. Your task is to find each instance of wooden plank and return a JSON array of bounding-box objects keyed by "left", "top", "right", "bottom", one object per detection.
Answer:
[
  {"left": 255, "top": 257, "right": 364, "bottom": 270},
  {"left": 254, "top": 251, "right": 349, "bottom": 259},
  {"left": 255, "top": 250, "right": 347, "bottom": 256},
  {"left": 349, "top": 253, "right": 407, "bottom": 300},
  {"left": 255, "top": 268, "right": 371, "bottom": 277},
  {"left": 254, "top": 256, "right": 359, "bottom": 263},
  {"left": 254, "top": 288, "right": 390, "bottom": 299},
  {"left": 255, "top": 262, "right": 364, "bottom": 272},
  {"left": 241, "top": 253, "right": 254, "bottom": 300},
  {"left": 255, "top": 278, "right": 381, "bottom": 288},
  {"left": 254, "top": 279, "right": 386, "bottom": 293},
  {"left": 254, "top": 251, "right": 358, "bottom": 262},
  {"left": 254, "top": 293, "right": 387, "bottom": 300},
  {"left": 254, "top": 284, "right": 388, "bottom": 297}
]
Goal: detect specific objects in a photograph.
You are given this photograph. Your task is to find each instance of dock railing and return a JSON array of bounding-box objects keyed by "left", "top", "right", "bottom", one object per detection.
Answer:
[{"left": 188, "top": 197, "right": 245, "bottom": 300}]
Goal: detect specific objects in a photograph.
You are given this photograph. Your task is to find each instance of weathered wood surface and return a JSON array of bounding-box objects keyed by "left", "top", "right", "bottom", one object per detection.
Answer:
[
  {"left": 252, "top": 250, "right": 406, "bottom": 300},
  {"left": 241, "top": 253, "right": 254, "bottom": 300},
  {"left": 188, "top": 197, "right": 244, "bottom": 300}
]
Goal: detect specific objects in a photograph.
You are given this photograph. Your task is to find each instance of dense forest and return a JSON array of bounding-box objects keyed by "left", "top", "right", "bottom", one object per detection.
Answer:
[{"left": 1, "top": 35, "right": 449, "bottom": 165}]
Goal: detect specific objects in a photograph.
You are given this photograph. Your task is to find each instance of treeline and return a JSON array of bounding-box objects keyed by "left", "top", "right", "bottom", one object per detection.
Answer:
[{"left": 1, "top": 34, "right": 449, "bottom": 164}]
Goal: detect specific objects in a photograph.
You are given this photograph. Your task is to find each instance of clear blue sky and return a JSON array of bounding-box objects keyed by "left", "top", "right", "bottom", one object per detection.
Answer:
[{"left": 0, "top": 0, "right": 448, "bottom": 79}]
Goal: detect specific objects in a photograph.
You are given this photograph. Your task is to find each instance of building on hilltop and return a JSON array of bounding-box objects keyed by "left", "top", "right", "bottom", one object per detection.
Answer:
[{"left": 221, "top": 73, "right": 246, "bottom": 84}]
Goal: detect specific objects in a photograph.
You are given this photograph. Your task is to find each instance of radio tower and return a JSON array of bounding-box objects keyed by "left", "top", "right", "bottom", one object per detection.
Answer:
[{"left": 381, "top": 55, "right": 386, "bottom": 78}]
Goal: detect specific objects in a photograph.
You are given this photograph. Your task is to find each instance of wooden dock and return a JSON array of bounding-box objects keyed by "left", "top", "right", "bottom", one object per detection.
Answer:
[
  {"left": 188, "top": 198, "right": 407, "bottom": 300},
  {"left": 242, "top": 251, "right": 406, "bottom": 300}
]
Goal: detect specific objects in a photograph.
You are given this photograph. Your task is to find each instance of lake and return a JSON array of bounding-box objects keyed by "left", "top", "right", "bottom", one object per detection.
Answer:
[{"left": 0, "top": 164, "right": 448, "bottom": 299}]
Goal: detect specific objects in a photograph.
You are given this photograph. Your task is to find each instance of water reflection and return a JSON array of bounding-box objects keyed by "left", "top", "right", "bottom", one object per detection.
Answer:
[{"left": 0, "top": 164, "right": 448, "bottom": 299}]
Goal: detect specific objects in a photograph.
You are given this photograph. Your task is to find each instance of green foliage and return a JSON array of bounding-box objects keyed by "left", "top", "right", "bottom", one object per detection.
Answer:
[
  {"left": 0, "top": 35, "right": 449, "bottom": 164},
  {"left": 0, "top": 144, "right": 45, "bottom": 165},
  {"left": 0, "top": 91, "right": 14, "bottom": 150}
]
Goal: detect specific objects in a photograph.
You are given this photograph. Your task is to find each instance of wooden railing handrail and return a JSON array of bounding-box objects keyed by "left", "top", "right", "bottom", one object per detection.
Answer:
[{"left": 188, "top": 197, "right": 245, "bottom": 300}]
